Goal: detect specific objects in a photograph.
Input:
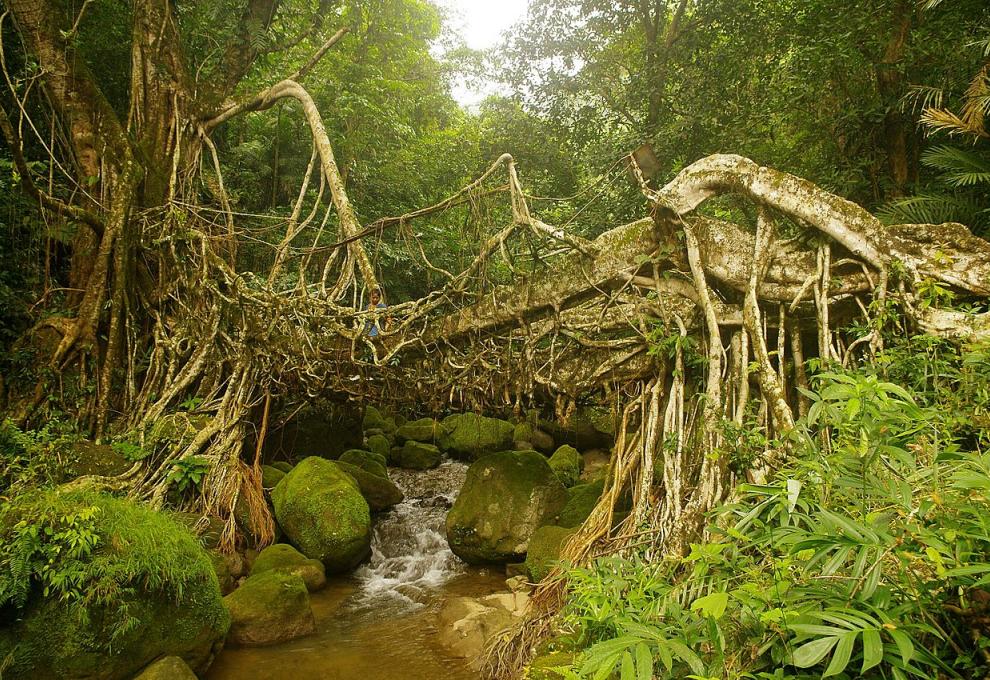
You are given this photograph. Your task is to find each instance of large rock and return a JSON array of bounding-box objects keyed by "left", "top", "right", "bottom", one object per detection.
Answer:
[
  {"left": 133, "top": 657, "right": 198, "bottom": 680},
  {"left": 513, "top": 422, "right": 555, "bottom": 453},
  {"left": 271, "top": 461, "right": 294, "bottom": 473},
  {"left": 525, "top": 525, "right": 576, "bottom": 582},
  {"left": 63, "top": 440, "right": 132, "bottom": 479},
  {"left": 271, "top": 457, "right": 372, "bottom": 572},
  {"left": 0, "top": 492, "right": 229, "bottom": 680},
  {"left": 261, "top": 464, "right": 286, "bottom": 489},
  {"left": 366, "top": 433, "right": 391, "bottom": 460},
  {"left": 338, "top": 449, "right": 388, "bottom": 476},
  {"left": 438, "top": 413, "right": 515, "bottom": 461},
  {"left": 394, "top": 417, "right": 440, "bottom": 444},
  {"left": 437, "top": 592, "right": 529, "bottom": 668},
  {"left": 445, "top": 450, "right": 568, "bottom": 563},
  {"left": 335, "top": 460, "right": 404, "bottom": 512},
  {"left": 362, "top": 406, "right": 396, "bottom": 438},
  {"left": 250, "top": 543, "right": 327, "bottom": 592},
  {"left": 558, "top": 480, "right": 604, "bottom": 528},
  {"left": 548, "top": 445, "right": 583, "bottom": 488},
  {"left": 394, "top": 440, "right": 442, "bottom": 470},
  {"left": 223, "top": 571, "right": 316, "bottom": 646}
]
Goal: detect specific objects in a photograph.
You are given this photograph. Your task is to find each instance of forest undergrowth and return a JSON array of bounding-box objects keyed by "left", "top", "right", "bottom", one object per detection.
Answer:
[{"left": 534, "top": 333, "right": 990, "bottom": 680}]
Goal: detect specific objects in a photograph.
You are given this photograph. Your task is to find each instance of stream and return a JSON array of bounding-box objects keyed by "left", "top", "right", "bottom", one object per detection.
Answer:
[{"left": 206, "top": 461, "right": 502, "bottom": 680}]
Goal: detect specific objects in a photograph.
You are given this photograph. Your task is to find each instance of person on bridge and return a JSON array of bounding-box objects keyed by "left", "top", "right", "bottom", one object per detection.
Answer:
[{"left": 365, "top": 287, "right": 389, "bottom": 338}]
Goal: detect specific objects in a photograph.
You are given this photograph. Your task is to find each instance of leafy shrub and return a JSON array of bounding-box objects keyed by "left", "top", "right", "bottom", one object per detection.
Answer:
[{"left": 551, "top": 341, "right": 990, "bottom": 679}]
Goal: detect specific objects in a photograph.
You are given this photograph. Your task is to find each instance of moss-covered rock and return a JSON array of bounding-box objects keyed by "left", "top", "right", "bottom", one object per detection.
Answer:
[
  {"left": 133, "top": 656, "right": 198, "bottom": 680},
  {"left": 513, "top": 423, "right": 555, "bottom": 453},
  {"left": 0, "top": 492, "right": 229, "bottom": 680},
  {"left": 548, "top": 445, "right": 583, "bottom": 488},
  {"left": 223, "top": 571, "right": 315, "bottom": 646},
  {"left": 524, "top": 525, "right": 576, "bottom": 582},
  {"left": 366, "top": 433, "right": 391, "bottom": 461},
  {"left": 250, "top": 543, "right": 327, "bottom": 592},
  {"left": 558, "top": 480, "right": 604, "bottom": 528},
  {"left": 338, "top": 449, "right": 388, "bottom": 477},
  {"left": 394, "top": 417, "right": 440, "bottom": 444},
  {"left": 208, "top": 550, "right": 236, "bottom": 595},
  {"left": 445, "top": 450, "right": 568, "bottom": 563},
  {"left": 63, "top": 441, "right": 132, "bottom": 479},
  {"left": 261, "top": 464, "right": 286, "bottom": 489},
  {"left": 395, "top": 440, "right": 442, "bottom": 470},
  {"left": 439, "top": 413, "right": 515, "bottom": 461},
  {"left": 271, "top": 457, "right": 372, "bottom": 572},
  {"left": 335, "top": 460, "right": 404, "bottom": 512},
  {"left": 271, "top": 461, "right": 294, "bottom": 474},
  {"left": 362, "top": 406, "right": 396, "bottom": 438}
]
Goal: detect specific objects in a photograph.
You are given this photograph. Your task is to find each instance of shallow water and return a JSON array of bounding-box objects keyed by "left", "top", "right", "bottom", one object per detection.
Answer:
[{"left": 206, "top": 461, "right": 503, "bottom": 680}]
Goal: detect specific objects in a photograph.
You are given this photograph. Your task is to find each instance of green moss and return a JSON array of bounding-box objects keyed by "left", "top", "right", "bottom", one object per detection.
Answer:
[
  {"left": 223, "top": 571, "right": 315, "bottom": 646},
  {"left": 558, "top": 480, "right": 604, "bottom": 528},
  {"left": 250, "top": 543, "right": 326, "bottom": 592},
  {"left": 395, "top": 417, "right": 441, "bottom": 444},
  {"left": 438, "top": 413, "right": 515, "bottom": 461},
  {"left": 0, "top": 491, "right": 228, "bottom": 680},
  {"left": 445, "top": 450, "right": 568, "bottom": 563},
  {"left": 133, "top": 656, "right": 198, "bottom": 680},
  {"left": 395, "top": 440, "right": 442, "bottom": 469},
  {"left": 271, "top": 461, "right": 294, "bottom": 474},
  {"left": 261, "top": 464, "right": 286, "bottom": 489},
  {"left": 271, "top": 457, "right": 371, "bottom": 573},
  {"left": 338, "top": 449, "right": 388, "bottom": 476},
  {"left": 334, "top": 460, "right": 404, "bottom": 512},
  {"left": 366, "top": 434, "right": 391, "bottom": 460},
  {"left": 548, "top": 445, "right": 582, "bottom": 488},
  {"left": 525, "top": 525, "right": 576, "bottom": 582}
]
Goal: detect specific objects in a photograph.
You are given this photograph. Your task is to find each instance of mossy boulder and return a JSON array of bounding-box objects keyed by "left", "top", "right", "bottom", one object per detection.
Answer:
[
  {"left": 63, "top": 441, "right": 132, "bottom": 479},
  {"left": 271, "top": 457, "right": 372, "bottom": 572},
  {"left": 445, "top": 450, "right": 568, "bottom": 563},
  {"left": 524, "top": 525, "right": 576, "bottom": 582},
  {"left": 223, "top": 571, "right": 315, "bottom": 646},
  {"left": 513, "top": 423, "right": 555, "bottom": 453},
  {"left": 438, "top": 413, "right": 515, "bottom": 461},
  {"left": 338, "top": 449, "right": 388, "bottom": 477},
  {"left": 366, "top": 433, "right": 391, "bottom": 460},
  {"left": 0, "top": 492, "right": 229, "bottom": 680},
  {"left": 558, "top": 480, "right": 604, "bottom": 528},
  {"left": 548, "top": 445, "right": 583, "bottom": 488},
  {"left": 362, "top": 406, "right": 396, "bottom": 438},
  {"left": 335, "top": 460, "right": 404, "bottom": 512},
  {"left": 133, "top": 656, "right": 198, "bottom": 680},
  {"left": 261, "top": 464, "right": 286, "bottom": 489},
  {"left": 250, "top": 543, "right": 327, "bottom": 592},
  {"left": 394, "top": 440, "right": 442, "bottom": 470},
  {"left": 394, "top": 417, "right": 440, "bottom": 444},
  {"left": 271, "top": 461, "right": 294, "bottom": 473}
]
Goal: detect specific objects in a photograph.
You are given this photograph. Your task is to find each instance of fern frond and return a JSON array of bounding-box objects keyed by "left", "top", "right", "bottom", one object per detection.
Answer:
[
  {"left": 878, "top": 193, "right": 987, "bottom": 228},
  {"left": 920, "top": 146, "right": 990, "bottom": 187},
  {"left": 902, "top": 85, "right": 944, "bottom": 114}
]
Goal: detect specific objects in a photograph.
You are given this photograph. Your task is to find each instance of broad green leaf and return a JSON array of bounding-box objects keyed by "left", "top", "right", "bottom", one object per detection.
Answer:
[
  {"left": 823, "top": 631, "right": 857, "bottom": 677},
  {"left": 861, "top": 629, "right": 883, "bottom": 673},
  {"left": 791, "top": 635, "right": 840, "bottom": 668},
  {"left": 691, "top": 591, "right": 729, "bottom": 619}
]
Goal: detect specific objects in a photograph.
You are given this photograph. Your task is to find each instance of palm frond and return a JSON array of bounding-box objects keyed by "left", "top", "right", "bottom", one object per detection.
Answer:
[
  {"left": 878, "top": 193, "right": 988, "bottom": 229},
  {"left": 920, "top": 108, "right": 988, "bottom": 139},
  {"left": 921, "top": 146, "right": 990, "bottom": 187},
  {"left": 902, "top": 85, "right": 944, "bottom": 114}
]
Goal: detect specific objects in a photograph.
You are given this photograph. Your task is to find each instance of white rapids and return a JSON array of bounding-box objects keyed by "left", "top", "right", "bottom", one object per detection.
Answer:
[{"left": 350, "top": 460, "right": 467, "bottom": 611}]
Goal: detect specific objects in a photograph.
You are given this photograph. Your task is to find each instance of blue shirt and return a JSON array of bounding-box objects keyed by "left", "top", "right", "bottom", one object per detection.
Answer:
[{"left": 366, "top": 302, "right": 387, "bottom": 337}]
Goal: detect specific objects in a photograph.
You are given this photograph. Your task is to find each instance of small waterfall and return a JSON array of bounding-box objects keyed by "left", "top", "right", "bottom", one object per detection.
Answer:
[{"left": 350, "top": 460, "right": 467, "bottom": 611}]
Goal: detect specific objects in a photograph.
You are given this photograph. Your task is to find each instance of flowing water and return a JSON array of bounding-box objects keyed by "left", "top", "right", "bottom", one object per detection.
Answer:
[{"left": 206, "top": 461, "right": 503, "bottom": 680}]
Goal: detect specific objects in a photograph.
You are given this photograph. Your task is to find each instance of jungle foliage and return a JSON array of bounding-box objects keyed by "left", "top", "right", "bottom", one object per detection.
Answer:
[{"left": 540, "top": 335, "right": 990, "bottom": 679}]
